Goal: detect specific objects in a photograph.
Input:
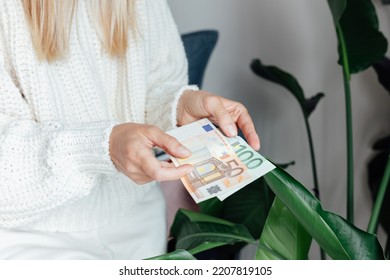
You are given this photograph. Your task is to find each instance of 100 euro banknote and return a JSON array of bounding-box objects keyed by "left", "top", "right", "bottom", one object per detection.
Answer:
[
  {"left": 166, "top": 119, "right": 275, "bottom": 203},
  {"left": 167, "top": 119, "right": 252, "bottom": 203},
  {"left": 216, "top": 135, "right": 275, "bottom": 200}
]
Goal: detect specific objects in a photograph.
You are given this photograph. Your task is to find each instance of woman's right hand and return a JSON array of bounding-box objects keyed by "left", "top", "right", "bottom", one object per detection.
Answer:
[{"left": 109, "top": 123, "right": 193, "bottom": 185}]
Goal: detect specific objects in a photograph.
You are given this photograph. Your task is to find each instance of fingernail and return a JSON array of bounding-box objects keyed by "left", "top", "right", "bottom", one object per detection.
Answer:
[
  {"left": 228, "top": 125, "right": 237, "bottom": 136},
  {"left": 178, "top": 147, "right": 191, "bottom": 157}
]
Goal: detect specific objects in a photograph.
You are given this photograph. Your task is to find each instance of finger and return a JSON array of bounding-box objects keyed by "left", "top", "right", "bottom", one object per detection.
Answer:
[
  {"left": 131, "top": 175, "right": 154, "bottom": 185},
  {"left": 141, "top": 152, "right": 194, "bottom": 181},
  {"left": 207, "top": 97, "right": 237, "bottom": 137},
  {"left": 149, "top": 128, "right": 192, "bottom": 159},
  {"left": 120, "top": 161, "right": 154, "bottom": 184},
  {"left": 131, "top": 162, "right": 187, "bottom": 184},
  {"left": 237, "top": 112, "right": 261, "bottom": 150},
  {"left": 159, "top": 161, "right": 180, "bottom": 168}
]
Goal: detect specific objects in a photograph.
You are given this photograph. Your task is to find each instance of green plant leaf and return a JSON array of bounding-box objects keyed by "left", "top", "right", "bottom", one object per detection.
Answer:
[
  {"left": 251, "top": 59, "right": 305, "bottom": 104},
  {"left": 327, "top": 0, "right": 347, "bottom": 24},
  {"left": 264, "top": 167, "right": 385, "bottom": 260},
  {"left": 146, "top": 249, "right": 196, "bottom": 260},
  {"left": 368, "top": 136, "right": 390, "bottom": 236},
  {"left": 303, "top": 93, "right": 325, "bottom": 117},
  {"left": 250, "top": 59, "right": 324, "bottom": 118},
  {"left": 373, "top": 135, "right": 390, "bottom": 151},
  {"left": 198, "top": 198, "right": 223, "bottom": 217},
  {"left": 256, "top": 198, "right": 312, "bottom": 260},
  {"left": 373, "top": 57, "right": 390, "bottom": 95},
  {"left": 330, "top": 0, "right": 388, "bottom": 73},
  {"left": 198, "top": 178, "right": 275, "bottom": 258},
  {"left": 200, "top": 177, "right": 274, "bottom": 239},
  {"left": 276, "top": 161, "right": 295, "bottom": 169},
  {"left": 170, "top": 209, "right": 256, "bottom": 255}
]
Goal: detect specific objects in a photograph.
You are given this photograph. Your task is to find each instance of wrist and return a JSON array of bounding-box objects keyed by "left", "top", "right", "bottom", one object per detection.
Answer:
[{"left": 176, "top": 89, "right": 196, "bottom": 126}]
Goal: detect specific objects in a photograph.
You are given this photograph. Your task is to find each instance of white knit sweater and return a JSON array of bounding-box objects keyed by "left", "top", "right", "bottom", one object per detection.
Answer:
[{"left": 0, "top": 0, "right": 196, "bottom": 232}]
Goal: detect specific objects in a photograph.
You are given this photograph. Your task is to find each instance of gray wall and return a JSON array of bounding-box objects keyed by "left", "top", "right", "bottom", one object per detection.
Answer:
[{"left": 167, "top": 0, "right": 390, "bottom": 258}]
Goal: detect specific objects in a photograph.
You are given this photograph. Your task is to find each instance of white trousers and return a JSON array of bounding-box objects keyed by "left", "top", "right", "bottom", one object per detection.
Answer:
[{"left": 0, "top": 188, "right": 167, "bottom": 260}]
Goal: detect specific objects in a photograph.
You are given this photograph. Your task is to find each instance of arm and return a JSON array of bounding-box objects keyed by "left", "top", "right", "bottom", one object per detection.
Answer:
[
  {"left": 143, "top": 0, "right": 260, "bottom": 150},
  {"left": 0, "top": 32, "right": 118, "bottom": 228},
  {"left": 107, "top": 0, "right": 260, "bottom": 187},
  {"left": 144, "top": 0, "right": 198, "bottom": 131}
]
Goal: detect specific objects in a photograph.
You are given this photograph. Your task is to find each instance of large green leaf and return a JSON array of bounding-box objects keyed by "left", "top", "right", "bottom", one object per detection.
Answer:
[
  {"left": 264, "top": 167, "right": 385, "bottom": 260},
  {"left": 198, "top": 198, "right": 223, "bottom": 217},
  {"left": 256, "top": 198, "right": 312, "bottom": 260},
  {"left": 328, "top": 0, "right": 388, "bottom": 73},
  {"left": 251, "top": 59, "right": 324, "bottom": 118},
  {"left": 327, "top": 0, "right": 346, "bottom": 24},
  {"left": 170, "top": 209, "right": 255, "bottom": 255},
  {"left": 146, "top": 250, "right": 196, "bottom": 260},
  {"left": 199, "top": 177, "right": 274, "bottom": 239}
]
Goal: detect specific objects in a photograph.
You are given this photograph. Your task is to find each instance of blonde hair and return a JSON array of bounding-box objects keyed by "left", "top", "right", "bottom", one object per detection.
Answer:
[{"left": 22, "top": 0, "right": 136, "bottom": 61}]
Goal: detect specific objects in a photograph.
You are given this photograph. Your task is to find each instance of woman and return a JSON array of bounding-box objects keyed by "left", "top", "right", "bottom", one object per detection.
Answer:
[{"left": 0, "top": 0, "right": 260, "bottom": 259}]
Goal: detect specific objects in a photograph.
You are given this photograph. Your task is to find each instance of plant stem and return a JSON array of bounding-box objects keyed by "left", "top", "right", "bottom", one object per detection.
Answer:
[
  {"left": 336, "top": 24, "right": 354, "bottom": 224},
  {"left": 367, "top": 156, "right": 390, "bottom": 234},
  {"left": 303, "top": 117, "right": 327, "bottom": 259},
  {"left": 304, "top": 117, "right": 320, "bottom": 200},
  {"left": 343, "top": 68, "right": 354, "bottom": 224}
]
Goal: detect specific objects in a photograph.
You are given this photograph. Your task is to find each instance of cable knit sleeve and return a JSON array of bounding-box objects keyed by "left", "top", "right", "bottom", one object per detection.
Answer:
[
  {"left": 144, "top": 0, "right": 198, "bottom": 131},
  {"left": 0, "top": 28, "right": 119, "bottom": 228}
]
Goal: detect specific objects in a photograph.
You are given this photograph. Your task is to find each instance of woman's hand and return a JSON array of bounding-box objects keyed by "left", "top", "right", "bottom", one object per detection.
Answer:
[
  {"left": 177, "top": 90, "right": 260, "bottom": 150},
  {"left": 109, "top": 123, "right": 193, "bottom": 184}
]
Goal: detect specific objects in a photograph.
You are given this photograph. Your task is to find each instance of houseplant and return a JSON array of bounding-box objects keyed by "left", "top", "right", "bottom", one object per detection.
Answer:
[
  {"left": 150, "top": 165, "right": 384, "bottom": 260},
  {"left": 149, "top": 0, "right": 388, "bottom": 260}
]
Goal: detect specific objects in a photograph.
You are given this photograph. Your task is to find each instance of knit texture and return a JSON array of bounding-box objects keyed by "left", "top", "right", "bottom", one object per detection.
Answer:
[{"left": 0, "top": 0, "right": 197, "bottom": 232}]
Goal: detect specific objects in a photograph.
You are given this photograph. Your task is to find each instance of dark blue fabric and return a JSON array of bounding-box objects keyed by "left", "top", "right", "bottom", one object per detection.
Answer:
[{"left": 181, "top": 30, "right": 218, "bottom": 88}]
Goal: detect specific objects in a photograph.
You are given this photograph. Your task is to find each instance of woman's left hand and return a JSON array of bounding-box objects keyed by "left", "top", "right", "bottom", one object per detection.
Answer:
[{"left": 177, "top": 90, "right": 260, "bottom": 151}]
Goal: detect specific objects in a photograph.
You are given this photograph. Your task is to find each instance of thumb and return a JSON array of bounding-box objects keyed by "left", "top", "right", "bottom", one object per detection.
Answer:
[{"left": 151, "top": 130, "right": 192, "bottom": 159}]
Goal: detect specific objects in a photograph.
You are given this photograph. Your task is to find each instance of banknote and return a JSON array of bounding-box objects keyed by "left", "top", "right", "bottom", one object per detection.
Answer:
[
  {"left": 216, "top": 135, "right": 275, "bottom": 200},
  {"left": 166, "top": 118, "right": 275, "bottom": 203},
  {"left": 166, "top": 119, "right": 251, "bottom": 203}
]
